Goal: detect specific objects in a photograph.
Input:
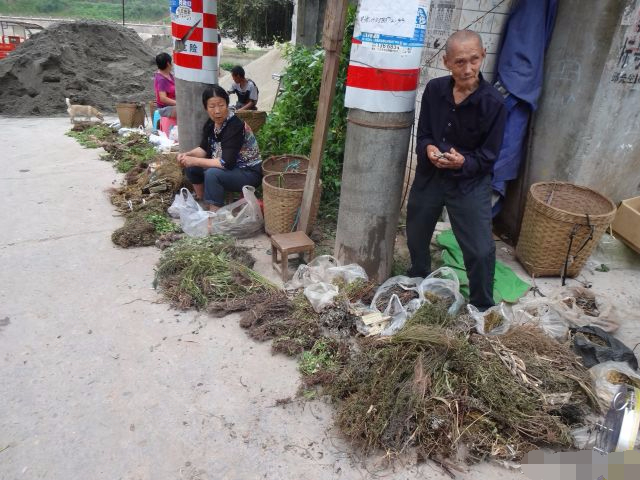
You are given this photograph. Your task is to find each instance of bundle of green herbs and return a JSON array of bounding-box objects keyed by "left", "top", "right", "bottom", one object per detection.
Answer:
[{"left": 154, "top": 235, "right": 276, "bottom": 309}]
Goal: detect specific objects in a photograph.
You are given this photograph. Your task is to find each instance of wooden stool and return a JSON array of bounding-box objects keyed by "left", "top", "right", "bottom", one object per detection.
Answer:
[{"left": 270, "top": 231, "right": 315, "bottom": 282}]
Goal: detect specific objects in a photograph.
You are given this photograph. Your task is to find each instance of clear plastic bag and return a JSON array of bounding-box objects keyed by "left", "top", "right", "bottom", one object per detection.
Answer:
[
  {"left": 380, "top": 294, "right": 409, "bottom": 336},
  {"left": 558, "top": 287, "right": 618, "bottom": 333},
  {"left": 208, "top": 186, "right": 263, "bottom": 238},
  {"left": 512, "top": 297, "right": 570, "bottom": 340},
  {"left": 417, "top": 267, "right": 465, "bottom": 315},
  {"left": 468, "top": 303, "right": 512, "bottom": 335},
  {"left": 180, "top": 186, "right": 263, "bottom": 239},
  {"left": 589, "top": 361, "right": 640, "bottom": 411},
  {"left": 326, "top": 264, "right": 368, "bottom": 284},
  {"left": 168, "top": 187, "right": 200, "bottom": 219},
  {"left": 304, "top": 282, "right": 339, "bottom": 313},
  {"left": 370, "top": 275, "right": 423, "bottom": 313},
  {"left": 285, "top": 255, "right": 339, "bottom": 290}
]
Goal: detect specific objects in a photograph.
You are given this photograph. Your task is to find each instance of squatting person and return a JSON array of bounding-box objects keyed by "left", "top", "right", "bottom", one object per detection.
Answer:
[
  {"left": 406, "top": 30, "right": 507, "bottom": 311},
  {"left": 177, "top": 85, "right": 262, "bottom": 211},
  {"left": 227, "top": 65, "right": 259, "bottom": 111}
]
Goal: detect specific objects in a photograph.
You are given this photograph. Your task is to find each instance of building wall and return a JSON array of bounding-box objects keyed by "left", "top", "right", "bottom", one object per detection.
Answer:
[{"left": 499, "top": 0, "right": 640, "bottom": 240}]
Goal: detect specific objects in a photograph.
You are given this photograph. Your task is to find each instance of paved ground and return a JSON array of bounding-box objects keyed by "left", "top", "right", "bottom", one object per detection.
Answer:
[{"left": 1, "top": 117, "right": 639, "bottom": 480}]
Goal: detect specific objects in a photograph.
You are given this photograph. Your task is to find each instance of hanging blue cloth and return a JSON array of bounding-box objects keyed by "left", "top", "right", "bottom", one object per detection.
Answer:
[{"left": 492, "top": 0, "right": 558, "bottom": 215}]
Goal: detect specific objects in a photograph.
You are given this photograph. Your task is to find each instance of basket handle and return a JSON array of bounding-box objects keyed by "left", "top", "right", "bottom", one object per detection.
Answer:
[{"left": 561, "top": 214, "right": 594, "bottom": 286}]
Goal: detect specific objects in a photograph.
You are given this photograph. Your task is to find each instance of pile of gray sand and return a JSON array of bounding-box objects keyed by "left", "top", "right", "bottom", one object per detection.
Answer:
[{"left": 0, "top": 21, "right": 157, "bottom": 116}]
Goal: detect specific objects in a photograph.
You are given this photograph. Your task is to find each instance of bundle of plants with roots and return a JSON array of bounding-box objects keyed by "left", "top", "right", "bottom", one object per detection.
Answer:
[
  {"left": 154, "top": 235, "right": 275, "bottom": 309},
  {"left": 110, "top": 157, "right": 184, "bottom": 214},
  {"left": 328, "top": 302, "right": 598, "bottom": 465},
  {"left": 235, "top": 292, "right": 324, "bottom": 356}
]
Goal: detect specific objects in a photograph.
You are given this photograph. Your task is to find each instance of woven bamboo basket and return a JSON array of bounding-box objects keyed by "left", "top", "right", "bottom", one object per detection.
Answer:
[
  {"left": 235, "top": 110, "right": 267, "bottom": 133},
  {"left": 262, "top": 154, "right": 310, "bottom": 176},
  {"left": 516, "top": 182, "right": 616, "bottom": 277},
  {"left": 116, "top": 102, "right": 145, "bottom": 128},
  {"left": 262, "top": 173, "right": 321, "bottom": 235}
]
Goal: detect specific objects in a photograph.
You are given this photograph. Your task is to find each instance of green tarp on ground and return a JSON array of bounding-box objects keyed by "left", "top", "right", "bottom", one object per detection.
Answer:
[{"left": 436, "top": 229, "right": 530, "bottom": 303}]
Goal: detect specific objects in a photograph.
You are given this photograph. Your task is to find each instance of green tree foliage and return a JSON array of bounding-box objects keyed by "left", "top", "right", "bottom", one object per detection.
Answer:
[
  {"left": 256, "top": 6, "right": 356, "bottom": 201},
  {"left": 218, "top": 0, "right": 294, "bottom": 50}
]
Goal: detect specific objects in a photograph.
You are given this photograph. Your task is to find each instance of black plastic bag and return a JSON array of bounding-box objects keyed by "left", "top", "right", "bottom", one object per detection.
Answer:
[{"left": 570, "top": 325, "right": 638, "bottom": 370}]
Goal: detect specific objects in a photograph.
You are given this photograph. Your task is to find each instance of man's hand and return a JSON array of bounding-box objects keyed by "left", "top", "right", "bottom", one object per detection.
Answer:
[
  {"left": 441, "top": 148, "right": 465, "bottom": 169},
  {"left": 426, "top": 145, "right": 445, "bottom": 167}
]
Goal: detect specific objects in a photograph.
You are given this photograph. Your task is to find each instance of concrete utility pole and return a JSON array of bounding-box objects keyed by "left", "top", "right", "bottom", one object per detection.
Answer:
[
  {"left": 334, "top": 110, "right": 414, "bottom": 282},
  {"left": 334, "top": 0, "right": 430, "bottom": 282},
  {"left": 172, "top": 0, "right": 219, "bottom": 151}
]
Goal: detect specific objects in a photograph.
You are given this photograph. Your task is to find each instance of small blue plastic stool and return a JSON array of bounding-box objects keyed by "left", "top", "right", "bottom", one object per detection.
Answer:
[{"left": 152, "top": 110, "right": 161, "bottom": 130}]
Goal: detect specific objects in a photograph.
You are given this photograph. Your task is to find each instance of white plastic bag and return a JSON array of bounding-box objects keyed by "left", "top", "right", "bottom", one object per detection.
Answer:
[
  {"left": 285, "top": 255, "right": 339, "bottom": 290},
  {"left": 304, "top": 282, "right": 339, "bottom": 313},
  {"left": 370, "top": 275, "right": 423, "bottom": 313},
  {"left": 512, "top": 297, "right": 570, "bottom": 340},
  {"left": 380, "top": 294, "right": 409, "bottom": 336},
  {"left": 179, "top": 186, "right": 263, "bottom": 238},
  {"left": 468, "top": 303, "right": 512, "bottom": 335},
  {"left": 180, "top": 208, "right": 215, "bottom": 238},
  {"left": 326, "top": 264, "right": 368, "bottom": 284},
  {"left": 169, "top": 125, "right": 179, "bottom": 142},
  {"left": 589, "top": 361, "right": 640, "bottom": 411},
  {"left": 168, "top": 187, "right": 200, "bottom": 219},
  {"left": 208, "top": 186, "right": 263, "bottom": 238},
  {"left": 417, "top": 267, "right": 465, "bottom": 315}
]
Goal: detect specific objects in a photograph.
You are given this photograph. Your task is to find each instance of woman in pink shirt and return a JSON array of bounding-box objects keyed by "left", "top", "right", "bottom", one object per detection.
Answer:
[{"left": 154, "top": 53, "right": 177, "bottom": 118}]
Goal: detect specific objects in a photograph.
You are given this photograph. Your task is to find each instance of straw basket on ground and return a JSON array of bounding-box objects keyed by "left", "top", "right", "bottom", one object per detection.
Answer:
[
  {"left": 516, "top": 182, "right": 616, "bottom": 278},
  {"left": 116, "top": 102, "right": 145, "bottom": 128},
  {"left": 262, "top": 154, "right": 310, "bottom": 176},
  {"left": 235, "top": 110, "right": 267, "bottom": 133},
  {"left": 262, "top": 172, "right": 321, "bottom": 235}
]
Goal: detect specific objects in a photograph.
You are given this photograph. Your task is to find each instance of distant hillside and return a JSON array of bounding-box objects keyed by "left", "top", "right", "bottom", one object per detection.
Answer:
[{"left": 0, "top": 0, "right": 170, "bottom": 23}]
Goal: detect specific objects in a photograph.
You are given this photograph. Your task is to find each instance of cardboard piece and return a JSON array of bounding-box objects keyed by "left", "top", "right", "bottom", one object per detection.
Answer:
[{"left": 612, "top": 196, "right": 640, "bottom": 254}]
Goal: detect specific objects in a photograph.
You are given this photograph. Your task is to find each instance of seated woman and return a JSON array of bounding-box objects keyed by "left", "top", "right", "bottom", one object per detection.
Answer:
[
  {"left": 154, "top": 52, "right": 177, "bottom": 118},
  {"left": 178, "top": 85, "right": 262, "bottom": 211}
]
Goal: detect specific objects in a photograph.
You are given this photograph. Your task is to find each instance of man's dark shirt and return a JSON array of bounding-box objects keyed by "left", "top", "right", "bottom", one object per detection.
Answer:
[{"left": 415, "top": 73, "right": 507, "bottom": 194}]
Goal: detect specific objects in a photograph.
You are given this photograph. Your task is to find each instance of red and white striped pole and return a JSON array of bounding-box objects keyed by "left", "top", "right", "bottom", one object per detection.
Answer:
[
  {"left": 335, "top": 0, "right": 431, "bottom": 281},
  {"left": 170, "top": 0, "right": 219, "bottom": 151}
]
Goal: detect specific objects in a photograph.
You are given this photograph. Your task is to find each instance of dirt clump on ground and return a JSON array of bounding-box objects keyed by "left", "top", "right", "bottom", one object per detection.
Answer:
[{"left": 0, "top": 21, "right": 155, "bottom": 116}]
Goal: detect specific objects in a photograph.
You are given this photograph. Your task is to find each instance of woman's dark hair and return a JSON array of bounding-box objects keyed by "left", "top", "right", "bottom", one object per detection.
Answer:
[
  {"left": 202, "top": 85, "right": 229, "bottom": 107},
  {"left": 230, "top": 65, "right": 245, "bottom": 78},
  {"left": 156, "top": 52, "right": 172, "bottom": 70}
]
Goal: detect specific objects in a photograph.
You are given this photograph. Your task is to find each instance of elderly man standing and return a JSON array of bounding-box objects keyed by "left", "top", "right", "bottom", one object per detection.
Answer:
[{"left": 406, "top": 30, "right": 507, "bottom": 311}]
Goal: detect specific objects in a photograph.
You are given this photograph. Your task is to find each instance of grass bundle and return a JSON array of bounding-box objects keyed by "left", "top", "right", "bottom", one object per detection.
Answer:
[
  {"left": 154, "top": 235, "right": 276, "bottom": 309},
  {"left": 327, "top": 307, "right": 597, "bottom": 464}
]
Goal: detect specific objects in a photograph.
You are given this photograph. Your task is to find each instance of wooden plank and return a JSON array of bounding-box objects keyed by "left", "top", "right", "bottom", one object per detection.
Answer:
[{"left": 297, "top": 0, "right": 349, "bottom": 234}]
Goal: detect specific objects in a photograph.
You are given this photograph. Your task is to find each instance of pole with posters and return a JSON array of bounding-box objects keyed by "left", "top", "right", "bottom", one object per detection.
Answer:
[
  {"left": 334, "top": 0, "right": 431, "bottom": 282},
  {"left": 170, "top": 0, "right": 219, "bottom": 152}
]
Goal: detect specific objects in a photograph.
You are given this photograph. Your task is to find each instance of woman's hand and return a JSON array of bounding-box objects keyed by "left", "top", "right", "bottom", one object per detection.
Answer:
[{"left": 178, "top": 154, "right": 197, "bottom": 168}]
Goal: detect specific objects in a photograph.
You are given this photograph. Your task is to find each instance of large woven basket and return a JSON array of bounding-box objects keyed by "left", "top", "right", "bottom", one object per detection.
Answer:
[
  {"left": 516, "top": 182, "right": 616, "bottom": 277},
  {"left": 235, "top": 110, "right": 267, "bottom": 133},
  {"left": 262, "top": 154, "right": 310, "bottom": 176},
  {"left": 262, "top": 173, "right": 321, "bottom": 235},
  {"left": 116, "top": 102, "right": 145, "bottom": 128}
]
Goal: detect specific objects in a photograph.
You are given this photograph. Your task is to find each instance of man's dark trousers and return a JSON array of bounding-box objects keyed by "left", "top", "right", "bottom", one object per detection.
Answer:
[{"left": 406, "top": 171, "right": 495, "bottom": 310}]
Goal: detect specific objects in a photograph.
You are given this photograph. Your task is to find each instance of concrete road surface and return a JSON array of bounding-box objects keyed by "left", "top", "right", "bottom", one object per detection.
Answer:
[{"left": 0, "top": 116, "right": 541, "bottom": 479}]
